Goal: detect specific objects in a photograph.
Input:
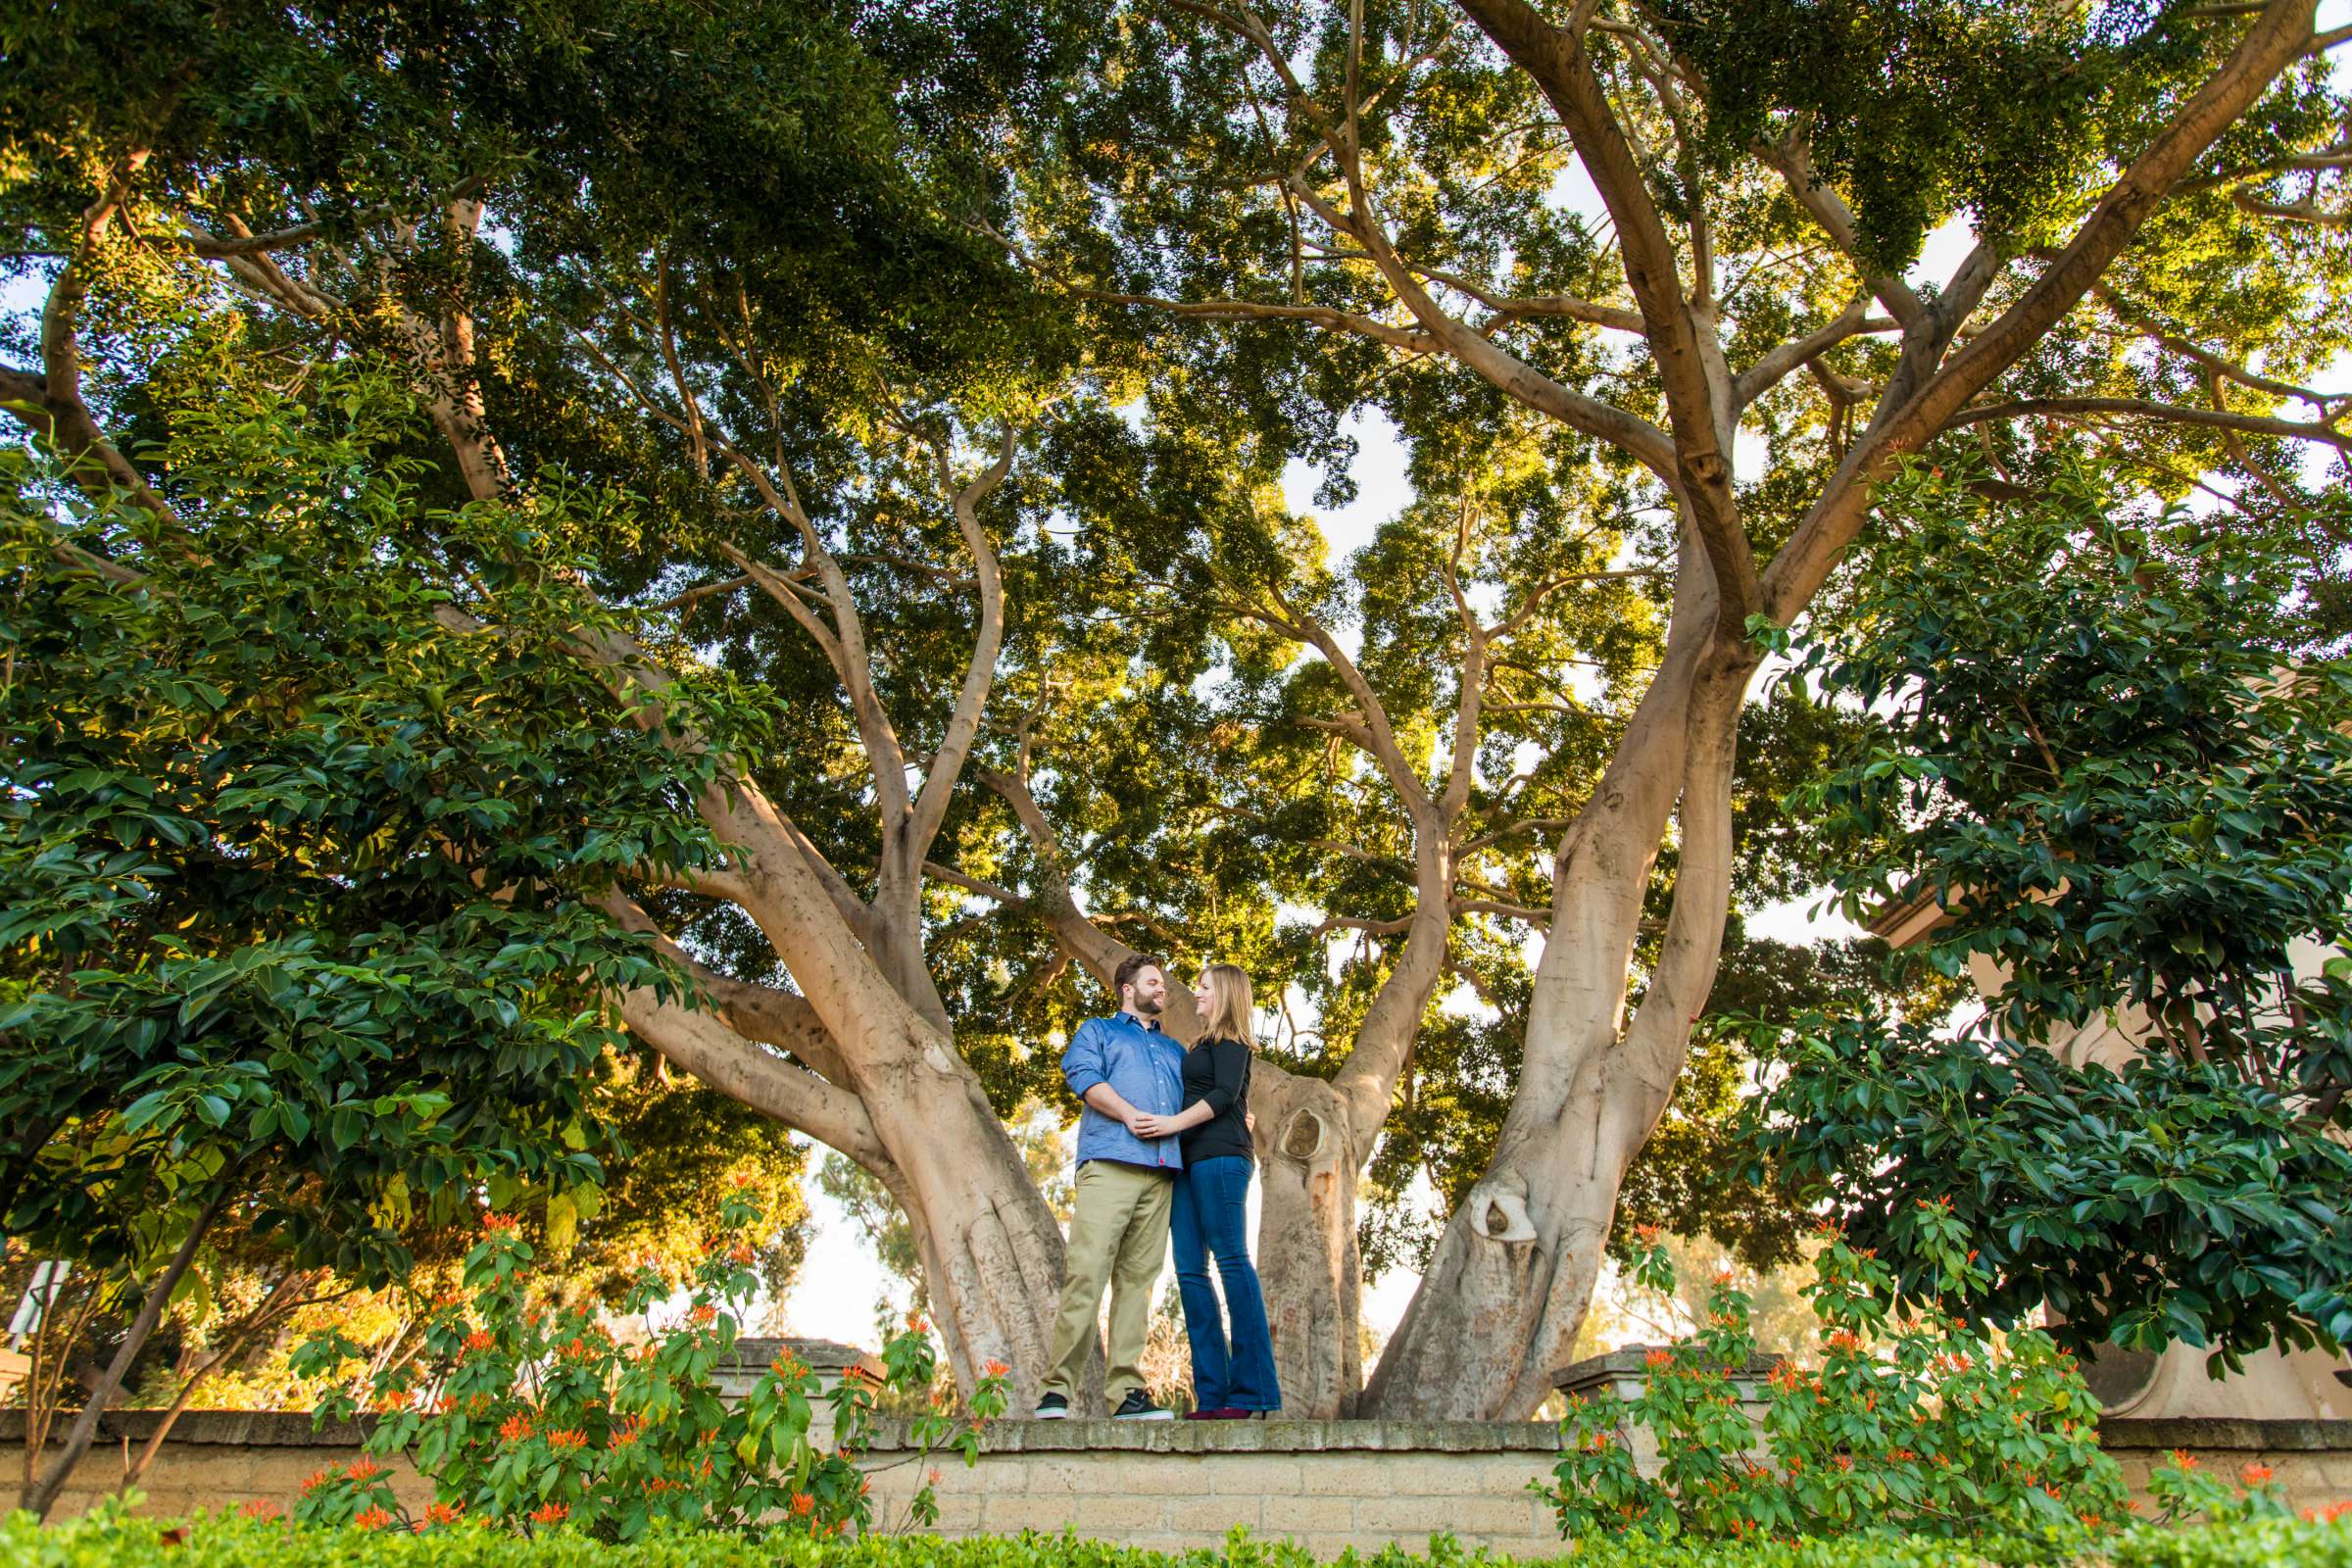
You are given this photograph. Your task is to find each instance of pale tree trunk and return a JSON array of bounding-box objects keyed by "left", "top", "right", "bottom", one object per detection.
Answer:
[
  {"left": 599, "top": 772, "right": 1069, "bottom": 1402},
  {"left": 1362, "top": 565, "right": 1752, "bottom": 1418},
  {"left": 1244, "top": 1062, "right": 1366, "bottom": 1415}
]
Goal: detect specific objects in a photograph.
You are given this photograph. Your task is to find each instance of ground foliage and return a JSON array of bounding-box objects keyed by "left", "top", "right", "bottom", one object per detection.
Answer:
[{"left": 15, "top": 1506, "right": 2352, "bottom": 1567}]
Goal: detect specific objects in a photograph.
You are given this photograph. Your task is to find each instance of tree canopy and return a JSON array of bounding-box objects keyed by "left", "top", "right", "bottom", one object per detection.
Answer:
[{"left": 6, "top": 0, "right": 2348, "bottom": 1422}]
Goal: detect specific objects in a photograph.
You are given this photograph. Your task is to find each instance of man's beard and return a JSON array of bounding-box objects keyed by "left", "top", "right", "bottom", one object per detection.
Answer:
[{"left": 1135, "top": 995, "right": 1162, "bottom": 1015}]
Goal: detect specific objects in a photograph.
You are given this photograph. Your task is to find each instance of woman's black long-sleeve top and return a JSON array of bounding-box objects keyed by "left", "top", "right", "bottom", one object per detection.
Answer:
[{"left": 1178, "top": 1036, "right": 1254, "bottom": 1165}]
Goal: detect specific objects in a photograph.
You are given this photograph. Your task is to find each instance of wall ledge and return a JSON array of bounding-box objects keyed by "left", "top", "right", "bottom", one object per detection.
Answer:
[
  {"left": 2097, "top": 1417, "right": 2352, "bottom": 1451},
  {"left": 9, "top": 1409, "right": 2346, "bottom": 1456},
  {"left": 868, "top": 1419, "right": 1564, "bottom": 1454}
]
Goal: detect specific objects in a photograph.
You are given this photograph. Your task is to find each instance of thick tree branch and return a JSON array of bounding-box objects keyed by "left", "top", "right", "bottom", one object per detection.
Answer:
[
  {"left": 906, "top": 423, "right": 1018, "bottom": 860},
  {"left": 1940, "top": 394, "right": 2351, "bottom": 448},
  {"left": 1451, "top": 0, "right": 1757, "bottom": 628},
  {"left": 1760, "top": 0, "right": 2321, "bottom": 622}
]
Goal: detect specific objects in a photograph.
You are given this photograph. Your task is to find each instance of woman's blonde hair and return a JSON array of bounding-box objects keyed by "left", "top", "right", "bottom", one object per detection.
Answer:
[{"left": 1198, "top": 963, "right": 1255, "bottom": 1046}]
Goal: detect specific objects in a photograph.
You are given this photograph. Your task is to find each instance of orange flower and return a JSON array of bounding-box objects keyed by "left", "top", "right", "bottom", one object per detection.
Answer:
[
  {"left": 347, "top": 1459, "right": 382, "bottom": 1483},
  {"left": 464, "top": 1330, "right": 494, "bottom": 1352},
  {"left": 906, "top": 1311, "right": 928, "bottom": 1335},
  {"left": 1644, "top": 1349, "right": 1673, "bottom": 1368},
  {"left": 353, "top": 1505, "right": 393, "bottom": 1531},
  {"left": 982, "top": 1359, "right": 1010, "bottom": 1378},
  {"left": 482, "top": 1212, "right": 518, "bottom": 1235},
  {"left": 691, "top": 1303, "right": 718, "bottom": 1326},
  {"left": 1632, "top": 1223, "right": 1664, "bottom": 1245},
  {"left": 424, "top": 1501, "right": 465, "bottom": 1527},
  {"left": 499, "top": 1414, "right": 532, "bottom": 1444},
  {"left": 548, "top": 1429, "right": 588, "bottom": 1450},
  {"left": 610, "top": 1417, "right": 644, "bottom": 1448},
  {"left": 528, "top": 1501, "right": 567, "bottom": 1526},
  {"left": 771, "top": 1353, "right": 805, "bottom": 1379},
  {"left": 433, "top": 1394, "right": 457, "bottom": 1415},
  {"left": 2242, "top": 1462, "right": 2274, "bottom": 1488},
  {"left": 1827, "top": 1330, "right": 1863, "bottom": 1353},
  {"left": 1711, "top": 1267, "right": 1735, "bottom": 1288},
  {"left": 2172, "top": 1449, "right": 2201, "bottom": 1471},
  {"left": 239, "top": 1498, "right": 283, "bottom": 1521},
  {"left": 729, "top": 1242, "right": 756, "bottom": 1266},
  {"left": 298, "top": 1467, "right": 333, "bottom": 1496},
  {"left": 790, "top": 1492, "right": 815, "bottom": 1517}
]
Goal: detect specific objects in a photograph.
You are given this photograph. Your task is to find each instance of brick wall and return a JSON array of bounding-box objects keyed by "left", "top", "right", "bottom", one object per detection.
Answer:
[{"left": 9, "top": 1411, "right": 2350, "bottom": 1552}]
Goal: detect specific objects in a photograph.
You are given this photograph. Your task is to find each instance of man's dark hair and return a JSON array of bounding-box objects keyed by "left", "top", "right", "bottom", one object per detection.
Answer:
[{"left": 1113, "top": 954, "right": 1163, "bottom": 1000}]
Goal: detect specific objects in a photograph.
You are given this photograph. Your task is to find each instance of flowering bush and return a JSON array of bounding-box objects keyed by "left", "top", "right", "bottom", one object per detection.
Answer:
[
  {"left": 2146, "top": 1447, "right": 2299, "bottom": 1527},
  {"left": 1538, "top": 1216, "right": 2129, "bottom": 1541},
  {"left": 288, "top": 1183, "right": 1004, "bottom": 1540}
]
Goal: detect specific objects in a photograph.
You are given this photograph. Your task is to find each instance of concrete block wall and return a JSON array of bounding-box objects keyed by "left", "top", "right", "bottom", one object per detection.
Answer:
[
  {"left": 7, "top": 1410, "right": 2350, "bottom": 1553},
  {"left": 858, "top": 1421, "right": 1566, "bottom": 1559}
]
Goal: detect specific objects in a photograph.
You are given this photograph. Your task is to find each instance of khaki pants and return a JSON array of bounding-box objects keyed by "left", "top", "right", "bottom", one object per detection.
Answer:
[{"left": 1041, "top": 1159, "right": 1174, "bottom": 1406}]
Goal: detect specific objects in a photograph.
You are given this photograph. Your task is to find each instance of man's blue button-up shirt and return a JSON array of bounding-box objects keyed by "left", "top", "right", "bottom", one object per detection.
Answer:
[{"left": 1061, "top": 1010, "right": 1185, "bottom": 1171}]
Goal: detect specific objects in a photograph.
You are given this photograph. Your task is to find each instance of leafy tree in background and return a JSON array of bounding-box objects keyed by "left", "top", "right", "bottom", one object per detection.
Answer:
[
  {"left": 4, "top": 0, "right": 1118, "bottom": 1404},
  {"left": 10, "top": 0, "right": 2351, "bottom": 1422},
  {"left": 1752, "top": 463, "right": 2352, "bottom": 1366},
  {"left": 0, "top": 370, "right": 730, "bottom": 1516},
  {"left": 989, "top": 0, "right": 2351, "bottom": 1414}
]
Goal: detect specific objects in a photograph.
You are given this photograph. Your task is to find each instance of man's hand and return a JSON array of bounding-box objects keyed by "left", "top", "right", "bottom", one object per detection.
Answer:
[{"left": 1127, "top": 1112, "right": 1166, "bottom": 1139}]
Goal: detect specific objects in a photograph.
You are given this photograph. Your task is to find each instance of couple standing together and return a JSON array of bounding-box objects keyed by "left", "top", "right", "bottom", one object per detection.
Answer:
[{"left": 1032, "top": 956, "right": 1282, "bottom": 1421}]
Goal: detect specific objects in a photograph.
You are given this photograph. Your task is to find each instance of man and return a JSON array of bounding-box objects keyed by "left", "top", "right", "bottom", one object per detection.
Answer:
[{"left": 1034, "top": 954, "right": 1185, "bottom": 1420}]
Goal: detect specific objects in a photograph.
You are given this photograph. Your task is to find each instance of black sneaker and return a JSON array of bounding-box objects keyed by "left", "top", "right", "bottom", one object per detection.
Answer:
[
  {"left": 1034, "top": 1393, "right": 1068, "bottom": 1420},
  {"left": 1111, "top": 1389, "right": 1173, "bottom": 1421}
]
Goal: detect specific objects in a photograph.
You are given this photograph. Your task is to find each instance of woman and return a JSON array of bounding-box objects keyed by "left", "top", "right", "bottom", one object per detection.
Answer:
[{"left": 1141, "top": 963, "right": 1281, "bottom": 1418}]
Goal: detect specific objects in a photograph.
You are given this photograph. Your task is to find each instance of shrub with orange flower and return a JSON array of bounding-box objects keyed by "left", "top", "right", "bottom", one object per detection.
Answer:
[
  {"left": 1540, "top": 1230, "right": 2127, "bottom": 1542},
  {"left": 291, "top": 1185, "right": 984, "bottom": 1543}
]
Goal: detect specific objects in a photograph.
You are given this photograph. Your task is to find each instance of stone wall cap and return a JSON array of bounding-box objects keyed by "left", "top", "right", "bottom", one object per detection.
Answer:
[
  {"left": 1554, "top": 1347, "right": 1788, "bottom": 1391},
  {"left": 865, "top": 1418, "right": 1565, "bottom": 1454},
  {"left": 717, "top": 1337, "right": 884, "bottom": 1378},
  {"left": 0, "top": 1408, "right": 369, "bottom": 1447},
  {"left": 2098, "top": 1417, "right": 2352, "bottom": 1451}
]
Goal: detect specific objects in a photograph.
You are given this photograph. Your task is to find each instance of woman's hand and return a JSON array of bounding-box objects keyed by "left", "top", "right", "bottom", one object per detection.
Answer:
[{"left": 1128, "top": 1112, "right": 1167, "bottom": 1139}]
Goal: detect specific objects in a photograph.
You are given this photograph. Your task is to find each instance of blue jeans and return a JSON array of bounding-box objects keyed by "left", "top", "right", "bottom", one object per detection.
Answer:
[{"left": 1169, "top": 1155, "right": 1281, "bottom": 1413}]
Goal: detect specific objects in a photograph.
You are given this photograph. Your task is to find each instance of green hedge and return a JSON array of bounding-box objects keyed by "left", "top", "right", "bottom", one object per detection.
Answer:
[{"left": 13, "top": 1512, "right": 2352, "bottom": 1568}]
